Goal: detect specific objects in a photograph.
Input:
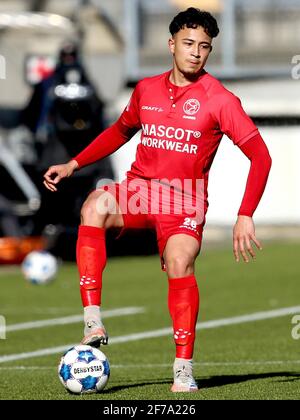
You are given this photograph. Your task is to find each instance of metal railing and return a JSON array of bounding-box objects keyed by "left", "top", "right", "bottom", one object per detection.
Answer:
[{"left": 123, "top": 0, "right": 300, "bottom": 80}]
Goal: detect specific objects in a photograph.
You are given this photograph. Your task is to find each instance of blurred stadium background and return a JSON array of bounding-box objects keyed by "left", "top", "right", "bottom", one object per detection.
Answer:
[
  {"left": 0, "top": 0, "right": 299, "bottom": 262},
  {"left": 0, "top": 0, "right": 300, "bottom": 401}
]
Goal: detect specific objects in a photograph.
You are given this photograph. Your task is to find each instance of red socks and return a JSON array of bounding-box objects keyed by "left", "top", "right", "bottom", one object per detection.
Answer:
[
  {"left": 77, "top": 225, "right": 199, "bottom": 360},
  {"left": 168, "top": 275, "right": 199, "bottom": 359},
  {"left": 76, "top": 225, "right": 106, "bottom": 307}
]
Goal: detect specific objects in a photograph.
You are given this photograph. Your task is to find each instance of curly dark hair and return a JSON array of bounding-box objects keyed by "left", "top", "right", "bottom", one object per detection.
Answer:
[{"left": 169, "top": 7, "right": 219, "bottom": 38}]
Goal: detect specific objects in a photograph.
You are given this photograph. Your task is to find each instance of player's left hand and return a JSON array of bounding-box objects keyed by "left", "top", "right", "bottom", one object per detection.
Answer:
[{"left": 233, "top": 215, "right": 262, "bottom": 263}]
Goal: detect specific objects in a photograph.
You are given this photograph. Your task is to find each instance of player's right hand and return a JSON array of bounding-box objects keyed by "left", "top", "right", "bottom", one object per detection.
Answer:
[
  {"left": 43, "top": 160, "right": 79, "bottom": 192},
  {"left": 233, "top": 215, "right": 262, "bottom": 263}
]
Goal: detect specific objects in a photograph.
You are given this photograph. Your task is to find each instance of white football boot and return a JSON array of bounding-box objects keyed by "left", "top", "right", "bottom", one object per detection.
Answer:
[
  {"left": 171, "top": 358, "right": 198, "bottom": 392},
  {"left": 81, "top": 319, "right": 108, "bottom": 348}
]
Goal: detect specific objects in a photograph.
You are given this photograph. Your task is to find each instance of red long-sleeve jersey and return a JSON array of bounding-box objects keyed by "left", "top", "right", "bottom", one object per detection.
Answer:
[{"left": 74, "top": 70, "right": 271, "bottom": 217}]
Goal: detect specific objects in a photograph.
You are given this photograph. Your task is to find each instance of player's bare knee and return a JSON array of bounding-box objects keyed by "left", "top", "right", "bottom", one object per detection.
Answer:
[
  {"left": 80, "top": 199, "right": 95, "bottom": 224},
  {"left": 165, "top": 255, "right": 194, "bottom": 278},
  {"left": 80, "top": 190, "right": 122, "bottom": 229},
  {"left": 95, "top": 189, "right": 118, "bottom": 219},
  {"left": 81, "top": 192, "right": 109, "bottom": 227}
]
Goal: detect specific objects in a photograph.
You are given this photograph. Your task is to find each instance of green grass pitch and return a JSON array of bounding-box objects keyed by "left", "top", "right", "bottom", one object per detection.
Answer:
[{"left": 0, "top": 241, "right": 299, "bottom": 400}]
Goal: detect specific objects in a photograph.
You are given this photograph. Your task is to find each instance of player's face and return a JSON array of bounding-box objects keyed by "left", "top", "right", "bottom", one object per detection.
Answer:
[{"left": 169, "top": 26, "right": 212, "bottom": 79}]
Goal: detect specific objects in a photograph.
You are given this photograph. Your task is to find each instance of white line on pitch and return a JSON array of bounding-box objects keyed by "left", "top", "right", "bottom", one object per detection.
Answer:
[
  {"left": 111, "top": 360, "right": 300, "bottom": 368},
  {"left": 5, "top": 307, "right": 145, "bottom": 332},
  {"left": 0, "top": 305, "right": 300, "bottom": 364},
  {"left": 1, "top": 360, "right": 300, "bottom": 370}
]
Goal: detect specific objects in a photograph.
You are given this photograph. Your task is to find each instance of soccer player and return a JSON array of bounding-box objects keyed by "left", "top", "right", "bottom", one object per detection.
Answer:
[{"left": 43, "top": 8, "right": 272, "bottom": 392}]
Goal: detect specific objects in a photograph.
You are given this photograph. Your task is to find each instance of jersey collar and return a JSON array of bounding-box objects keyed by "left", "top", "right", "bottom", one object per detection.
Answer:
[{"left": 165, "top": 69, "right": 208, "bottom": 93}]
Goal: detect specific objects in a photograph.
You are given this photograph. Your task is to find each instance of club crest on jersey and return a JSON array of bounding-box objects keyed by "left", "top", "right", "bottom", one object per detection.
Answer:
[{"left": 183, "top": 99, "right": 200, "bottom": 120}]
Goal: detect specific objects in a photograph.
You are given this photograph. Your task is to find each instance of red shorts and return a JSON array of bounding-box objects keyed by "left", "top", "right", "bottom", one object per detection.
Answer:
[{"left": 98, "top": 178, "right": 205, "bottom": 270}]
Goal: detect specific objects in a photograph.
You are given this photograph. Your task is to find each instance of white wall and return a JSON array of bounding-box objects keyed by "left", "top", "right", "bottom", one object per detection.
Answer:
[
  {"left": 111, "top": 126, "right": 300, "bottom": 225},
  {"left": 206, "top": 126, "right": 300, "bottom": 225}
]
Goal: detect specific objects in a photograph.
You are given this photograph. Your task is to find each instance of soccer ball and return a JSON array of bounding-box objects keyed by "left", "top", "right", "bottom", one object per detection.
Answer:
[
  {"left": 58, "top": 345, "right": 110, "bottom": 394},
  {"left": 21, "top": 250, "right": 58, "bottom": 285}
]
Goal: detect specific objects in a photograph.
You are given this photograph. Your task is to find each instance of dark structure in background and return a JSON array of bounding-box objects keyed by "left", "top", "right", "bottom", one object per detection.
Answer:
[
  {"left": 21, "top": 41, "right": 113, "bottom": 236},
  {"left": 0, "top": 41, "right": 158, "bottom": 261},
  {"left": 0, "top": 41, "right": 114, "bottom": 260}
]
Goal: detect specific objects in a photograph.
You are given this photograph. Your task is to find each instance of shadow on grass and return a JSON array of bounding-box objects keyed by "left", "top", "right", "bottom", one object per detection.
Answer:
[
  {"left": 102, "top": 371, "right": 300, "bottom": 394},
  {"left": 197, "top": 371, "right": 300, "bottom": 389},
  {"left": 102, "top": 378, "right": 172, "bottom": 394}
]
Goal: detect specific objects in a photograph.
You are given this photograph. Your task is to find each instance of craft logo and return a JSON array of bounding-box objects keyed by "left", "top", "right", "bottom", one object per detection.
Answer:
[{"left": 142, "top": 105, "right": 164, "bottom": 113}]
